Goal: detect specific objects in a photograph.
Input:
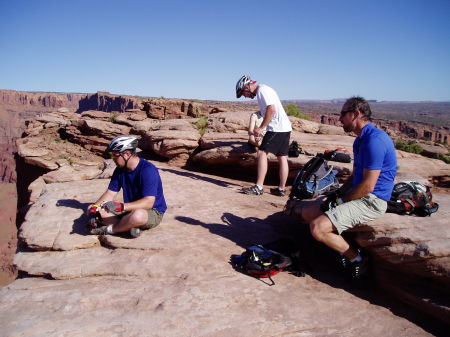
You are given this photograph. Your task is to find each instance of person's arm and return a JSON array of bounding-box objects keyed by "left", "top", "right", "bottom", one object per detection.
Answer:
[
  {"left": 123, "top": 196, "right": 155, "bottom": 211},
  {"left": 342, "top": 169, "right": 380, "bottom": 202},
  {"left": 254, "top": 105, "right": 275, "bottom": 137},
  {"left": 87, "top": 189, "right": 118, "bottom": 216},
  {"left": 95, "top": 189, "right": 118, "bottom": 205},
  {"left": 248, "top": 113, "right": 257, "bottom": 136}
]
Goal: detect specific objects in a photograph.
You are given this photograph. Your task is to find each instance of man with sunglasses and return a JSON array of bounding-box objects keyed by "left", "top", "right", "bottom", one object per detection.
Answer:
[
  {"left": 87, "top": 135, "right": 167, "bottom": 238},
  {"left": 236, "top": 75, "right": 292, "bottom": 197},
  {"left": 298, "top": 96, "right": 397, "bottom": 281}
]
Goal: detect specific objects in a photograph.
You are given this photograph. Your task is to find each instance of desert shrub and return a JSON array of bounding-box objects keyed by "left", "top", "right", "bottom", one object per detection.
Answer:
[
  {"left": 394, "top": 140, "right": 423, "bottom": 154},
  {"left": 436, "top": 153, "right": 450, "bottom": 164},
  {"left": 284, "top": 104, "right": 311, "bottom": 120},
  {"left": 108, "top": 112, "right": 119, "bottom": 123},
  {"left": 196, "top": 117, "right": 208, "bottom": 136}
]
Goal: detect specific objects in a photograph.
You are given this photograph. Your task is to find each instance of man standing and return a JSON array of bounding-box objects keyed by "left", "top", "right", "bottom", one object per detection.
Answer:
[
  {"left": 299, "top": 97, "right": 397, "bottom": 280},
  {"left": 87, "top": 135, "right": 167, "bottom": 238},
  {"left": 236, "top": 75, "right": 292, "bottom": 196}
]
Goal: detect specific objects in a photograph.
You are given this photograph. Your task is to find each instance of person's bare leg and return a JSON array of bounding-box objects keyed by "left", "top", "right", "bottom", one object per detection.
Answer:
[
  {"left": 256, "top": 150, "right": 268, "bottom": 187},
  {"left": 112, "top": 209, "right": 148, "bottom": 233},
  {"left": 277, "top": 155, "right": 289, "bottom": 190},
  {"left": 309, "top": 214, "right": 358, "bottom": 258}
]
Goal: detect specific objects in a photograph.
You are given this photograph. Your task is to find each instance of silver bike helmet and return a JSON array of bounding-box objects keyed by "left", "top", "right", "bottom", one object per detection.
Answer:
[
  {"left": 236, "top": 75, "right": 252, "bottom": 98},
  {"left": 105, "top": 135, "right": 138, "bottom": 153}
]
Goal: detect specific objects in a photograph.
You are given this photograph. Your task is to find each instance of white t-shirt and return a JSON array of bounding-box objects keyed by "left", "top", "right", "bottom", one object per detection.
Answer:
[{"left": 256, "top": 84, "right": 292, "bottom": 132}]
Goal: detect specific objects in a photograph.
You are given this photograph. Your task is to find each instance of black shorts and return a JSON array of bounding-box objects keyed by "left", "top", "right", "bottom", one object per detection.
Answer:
[{"left": 259, "top": 131, "right": 291, "bottom": 156}]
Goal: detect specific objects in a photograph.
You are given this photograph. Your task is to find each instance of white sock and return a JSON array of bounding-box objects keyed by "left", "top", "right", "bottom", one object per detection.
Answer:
[
  {"left": 106, "top": 225, "right": 116, "bottom": 235},
  {"left": 256, "top": 185, "right": 263, "bottom": 190},
  {"left": 350, "top": 254, "right": 362, "bottom": 263}
]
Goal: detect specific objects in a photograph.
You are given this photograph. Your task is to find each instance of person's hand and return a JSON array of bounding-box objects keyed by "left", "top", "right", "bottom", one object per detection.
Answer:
[
  {"left": 102, "top": 201, "right": 124, "bottom": 213},
  {"left": 320, "top": 192, "right": 344, "bottom": 213},
  {"left": 87, "top": 204, "right": 100, "bottom": 217},
  {"left": 253, "top": 127, "right": 262, "bottom": 137}
]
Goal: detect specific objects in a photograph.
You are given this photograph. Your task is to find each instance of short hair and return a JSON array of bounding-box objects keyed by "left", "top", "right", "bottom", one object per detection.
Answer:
[{"left": 344, "top": 96, "right": 372, "bottom": 121}]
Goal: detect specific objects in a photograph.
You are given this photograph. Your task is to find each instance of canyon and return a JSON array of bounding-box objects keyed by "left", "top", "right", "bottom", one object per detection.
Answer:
[{"left": 0, "top": 89, "right": 449, "bottom": 335}]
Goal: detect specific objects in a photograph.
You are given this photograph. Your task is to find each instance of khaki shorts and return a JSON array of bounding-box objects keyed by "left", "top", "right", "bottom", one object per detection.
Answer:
[
  {"left": 325, "top": 193, "right": 387, "bottom": 234},
  {"left": 114, "top": 209, "right": 164, "bottom": 230}
]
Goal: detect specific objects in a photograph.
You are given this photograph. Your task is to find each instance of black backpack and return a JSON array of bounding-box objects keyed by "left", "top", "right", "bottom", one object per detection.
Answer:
[
  {"left": 231, "top": 245, "right": 292, "bottom": 285},
  {"left": 289, "top": 154, "right": 339, "bottom": 200},
  {"left": 288, "top": 141, "right": 301, "bottom": 158},
  {"left": 387, "top": 181, "right": 439, "bottom": 216}
]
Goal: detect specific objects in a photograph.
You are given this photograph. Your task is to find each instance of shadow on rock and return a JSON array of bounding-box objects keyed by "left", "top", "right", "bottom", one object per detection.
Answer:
[
  {"left": 271, "top": 215, "right": 449, "bottom": 336},
  {"left": 176, "top": 212, "right": 280, "bottom": 248},
  {"left": 56, "top": 199, "right": 91, "bottom": 235},
  {"left": 160, "top": 168, "right": 242, "bottom": 188}
]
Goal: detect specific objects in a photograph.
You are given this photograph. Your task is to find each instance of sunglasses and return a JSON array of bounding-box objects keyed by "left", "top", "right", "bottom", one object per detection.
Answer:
[
  {"left": 109, "top": 152, "right": 122, "bottom": 158},
  {"left": 340, "top": 110, "right": 354, "bottom": 117}
]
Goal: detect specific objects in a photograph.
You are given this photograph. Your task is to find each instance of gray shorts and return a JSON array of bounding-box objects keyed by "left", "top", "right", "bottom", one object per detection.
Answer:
[
  {"left": 325, "top": 193, "right": 387, "bottom": 234},
  {"left": 114, "top": 208, "right": 164, "bottom": 230}
]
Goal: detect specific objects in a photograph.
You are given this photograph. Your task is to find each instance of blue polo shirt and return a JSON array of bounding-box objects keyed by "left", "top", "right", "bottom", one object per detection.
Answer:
[
  {"left": 352, "top": 123, "right": 397, "bottom": 201},
  {"left": 108, "top": 158, "right": 167, "bottom": 213}
]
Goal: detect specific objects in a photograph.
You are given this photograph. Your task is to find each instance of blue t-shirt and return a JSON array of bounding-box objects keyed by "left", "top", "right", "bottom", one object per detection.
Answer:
[
  {"left": 108, "top": 158, "right": 167, "bottom": 213},
  {"left": 353, "top": 123, "right": 397, "bottom": 201}
]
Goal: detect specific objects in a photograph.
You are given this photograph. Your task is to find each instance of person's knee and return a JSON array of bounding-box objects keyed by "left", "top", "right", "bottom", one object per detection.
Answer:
[
  {"left": 309, "top": 218, "right": 330, "bottom": 242},
  {"left": 129, "top": 209, "right": 148, "bottom": 226},
  {"left": 309, "top": 221, "right": 323, "bottom": 241},
  {"left": 277, "top": 155, "right": 288, "bottom": 162}
]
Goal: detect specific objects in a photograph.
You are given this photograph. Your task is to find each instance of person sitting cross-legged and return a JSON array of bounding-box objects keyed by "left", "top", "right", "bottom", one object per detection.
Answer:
[{"left": 87, "top": 135, "right": 167, "bottom": 238}]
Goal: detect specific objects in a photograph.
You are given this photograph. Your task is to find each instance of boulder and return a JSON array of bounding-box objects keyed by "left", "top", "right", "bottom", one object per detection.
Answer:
[
  {"left": 18, "top": 179, "right": 109, "bottom": 251},
  {"left": 290, "top": 117, "right": 321, "bottom": 133},
  {"left": 136, "top": 120, "right": 202, "bottom": 165},
  {"left": 42, "top": 164, "right": 103, "bottom": 184},
  {"left": 318, "top": 124, "right": 347, "bottom": 135},
  {"left": 28, "top": 177, "right": 46, "bottom": 204},
  {"left": 17, "top": 142, "right": 50, "bottom": 157}
]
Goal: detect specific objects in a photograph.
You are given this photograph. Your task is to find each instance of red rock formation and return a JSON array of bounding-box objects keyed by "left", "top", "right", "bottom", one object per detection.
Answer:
[{"left": 321, "top": 114, "right": 449, "bottom": 145}]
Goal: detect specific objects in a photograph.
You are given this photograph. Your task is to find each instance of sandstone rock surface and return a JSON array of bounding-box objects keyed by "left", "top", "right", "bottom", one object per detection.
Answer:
[{"left": 1, "top": 162, "right": 448, "bottom": 336}]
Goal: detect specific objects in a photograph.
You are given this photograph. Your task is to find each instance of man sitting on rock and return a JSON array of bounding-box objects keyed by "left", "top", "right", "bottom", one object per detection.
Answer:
[
  {"left": 297, "top": 97, "right": 397, "bottom": 280},
  {"left": 87, "top": 135, "right": 167, "bottom": 238},
  {"left": 236, "top": 75, "right": 292, "bottom": 197}
]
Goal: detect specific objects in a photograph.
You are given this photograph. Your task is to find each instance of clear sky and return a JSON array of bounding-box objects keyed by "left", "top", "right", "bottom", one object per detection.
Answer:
[{"left": 0, "top": 0, "right": 449, "bottom": 101}]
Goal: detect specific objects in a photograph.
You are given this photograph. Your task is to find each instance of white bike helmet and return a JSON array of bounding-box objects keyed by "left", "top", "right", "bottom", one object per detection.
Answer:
[
  {"left": 105, "top": 135, "right": 138, "bottom": 153},
  {"left": 236, "top": 75, "right": 252, "bottom": 98}
]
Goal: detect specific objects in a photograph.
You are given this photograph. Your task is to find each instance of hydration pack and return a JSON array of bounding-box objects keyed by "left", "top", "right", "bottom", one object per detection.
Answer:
[
  {"left": 231, "top": 245, "right": 292, "bottom": 285},
  {"left": 288, "top": 141, "right": 301, "bottom": 158},
  {"left": 289, "top": 154, "right": 339, "bottom": 200},
  {"left": 387, "top": 181, "right": 439, "bottom": 217},
  {"left": 323, "top": 147, "right": 352, "bottom": 163}
]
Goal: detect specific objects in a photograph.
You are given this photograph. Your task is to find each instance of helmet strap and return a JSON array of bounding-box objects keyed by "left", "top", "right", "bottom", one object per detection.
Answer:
[{"left": 120, "top": 152, "right": 133, "bottom": 170}]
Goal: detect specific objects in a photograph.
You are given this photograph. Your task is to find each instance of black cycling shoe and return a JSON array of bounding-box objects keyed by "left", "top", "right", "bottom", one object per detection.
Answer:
[
  {"left": 338, "top": 254, "right": 349, "bottom": 272},
  {"left": 349, "top": 254, "right": 369, "bottom": 280},
  {"left": 270, "top": 187, "right": 286, "bottom": 197}
]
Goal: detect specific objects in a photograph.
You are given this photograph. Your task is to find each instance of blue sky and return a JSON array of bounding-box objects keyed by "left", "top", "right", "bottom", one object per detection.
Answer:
[{"left": 0, "top": 0, "right": 449, "bottom": 101}]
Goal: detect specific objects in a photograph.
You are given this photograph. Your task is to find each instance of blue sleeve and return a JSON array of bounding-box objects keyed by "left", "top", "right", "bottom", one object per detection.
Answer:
[
  {"left": 140, "top": 165, "right": 160, "bottom": 197},
  {"left": 108, "top": 168, "right": 121, "bottom": 192},
  {"left": 361, "top": 136, "right": 385, "bottom": 170}
]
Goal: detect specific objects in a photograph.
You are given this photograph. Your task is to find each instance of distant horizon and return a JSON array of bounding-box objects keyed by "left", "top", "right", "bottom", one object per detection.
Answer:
[
  {"left": 2, "top": 87, "right": 450, "bottom": 104},
  {"left": 1, "top": 1, "right": 449, "bottom": 102}
]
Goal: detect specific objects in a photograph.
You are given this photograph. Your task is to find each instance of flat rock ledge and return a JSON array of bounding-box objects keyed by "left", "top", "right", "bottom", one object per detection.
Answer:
[{"left": 1, "top": 163, "right": 449, "bottom": 336}]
